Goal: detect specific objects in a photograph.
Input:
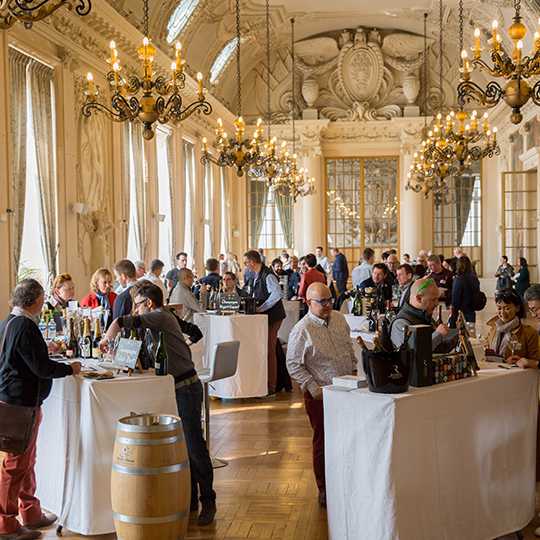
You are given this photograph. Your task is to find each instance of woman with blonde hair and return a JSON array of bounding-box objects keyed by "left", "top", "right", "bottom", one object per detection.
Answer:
[
  {"left": 45, "top": 273, "right": 76, "bottom": 331},
  {"left": 80, "top": 268, "right": 117, "bottom": 327}
]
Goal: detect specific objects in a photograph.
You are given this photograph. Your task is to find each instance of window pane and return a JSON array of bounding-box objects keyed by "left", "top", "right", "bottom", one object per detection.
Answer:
[
  {"left": 210, "top": 37, "right": 239, "bottom": 84},
  {"left": 166, "top": 0, "right": 199, "bottom": 43}
]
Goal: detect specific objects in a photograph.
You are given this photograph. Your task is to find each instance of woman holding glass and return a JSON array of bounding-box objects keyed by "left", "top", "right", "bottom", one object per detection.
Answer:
[{"left": 485, "top": 290, "right": 539, "bottom": 364}]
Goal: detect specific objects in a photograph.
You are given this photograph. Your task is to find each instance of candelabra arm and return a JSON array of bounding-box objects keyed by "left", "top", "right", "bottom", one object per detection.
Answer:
[
  {"left": 82, "top": 93, "right": 139, "bottom": 123},
  {"left": 457, "top": 79, "right": 503, "bottom": 108}
]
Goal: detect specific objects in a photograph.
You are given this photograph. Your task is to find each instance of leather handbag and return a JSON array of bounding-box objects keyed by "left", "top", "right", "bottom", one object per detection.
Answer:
[{"left": 0, "top": 318, "right": 40, "bottom": 455}]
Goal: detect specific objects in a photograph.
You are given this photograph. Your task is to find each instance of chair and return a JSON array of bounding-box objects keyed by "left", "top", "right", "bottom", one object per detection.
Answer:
[{"left": 198, "top": 340, "right": 240, "bottom": 469}]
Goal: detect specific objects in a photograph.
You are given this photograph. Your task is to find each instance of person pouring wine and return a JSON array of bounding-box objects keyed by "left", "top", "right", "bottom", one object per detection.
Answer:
[{"left": 99, "top": 282, "right": 217, "bottom": 527}]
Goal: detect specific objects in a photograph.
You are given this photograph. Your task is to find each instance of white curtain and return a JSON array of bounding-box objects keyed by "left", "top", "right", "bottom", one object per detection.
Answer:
[
  {"left": 182, "top": 140, "right": 195, "bottom": 265},
  {"left": 220, "top": 168, "right": 230, "bottom": 254},
  {"left": 203, "top": 161, "right": 213, "bottom": 261},
  {"left": 28, "top": 58, "right": 57, "bottom": 278},
  {"left": 9, "top": 48, "right": 29, "bottom": 275},
  {"left": 132, "top": 123, "right": 147, "bottom": 261}
]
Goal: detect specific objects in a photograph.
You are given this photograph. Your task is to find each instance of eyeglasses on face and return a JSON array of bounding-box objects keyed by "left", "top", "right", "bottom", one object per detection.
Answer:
[
  {"left": 311, "top": 297, "right": 333, "bottom": 306},
  {"left": 134, "top": 298, "right": 147, "bottom": 307}
]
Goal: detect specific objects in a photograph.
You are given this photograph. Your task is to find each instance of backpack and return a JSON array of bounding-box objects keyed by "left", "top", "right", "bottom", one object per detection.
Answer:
[{"left": 472, "top": 289, "right": 487, "bottom": 311}]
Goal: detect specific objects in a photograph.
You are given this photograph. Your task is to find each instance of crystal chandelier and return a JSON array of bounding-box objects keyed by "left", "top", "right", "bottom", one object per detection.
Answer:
[
  {"left": 0, "top": 0, "right": 91, "bottom": 28},
  {"left": 269, "top": 17, "right": 315, "bottom": 202},
  {"left": 458, "top": 0, "right": 540, "bottom": 124},
  {"left": 82, "top": 0, "right": 211, "bottom": 140},
  {"left": 201, "top": 0, "right": 265, "bottom": 177}
]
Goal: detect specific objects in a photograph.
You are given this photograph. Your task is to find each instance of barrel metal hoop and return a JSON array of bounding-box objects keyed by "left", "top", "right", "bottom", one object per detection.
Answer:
[
  {"left": 118, "top": 422, "right": 179, "bottom": 433},
  {"left": 113, "top": 511, "right": 188, "bottom": 524},
  {"left": 116, "top": 435, "right": 183, "bottom": 446},
  {"left": 112, "top": 462, "right": 189, "bottom": 475}
]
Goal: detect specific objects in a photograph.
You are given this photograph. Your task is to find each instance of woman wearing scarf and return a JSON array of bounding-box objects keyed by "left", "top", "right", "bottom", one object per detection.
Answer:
[
  {"left": 0, "top": 279, "right": 80, "bottom": 539},
  {"left": 45, "top": 274, "right": 76, "bottom": 332},
  {"left": 486, "top": 290, "right": 539, "bottom": 364},
  {"left": 80, "top": 268, "right": 117, "bottom": 329}
]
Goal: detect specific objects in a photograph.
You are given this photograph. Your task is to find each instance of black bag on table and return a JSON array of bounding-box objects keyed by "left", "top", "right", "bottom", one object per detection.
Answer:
[{"left": 362, "top": 349, "right": 412, "bottom": 394}]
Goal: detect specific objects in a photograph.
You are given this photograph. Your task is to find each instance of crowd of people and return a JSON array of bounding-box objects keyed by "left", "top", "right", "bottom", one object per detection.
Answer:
[{"left": 2, "top": 244, "right": 540, "bottom": 538}]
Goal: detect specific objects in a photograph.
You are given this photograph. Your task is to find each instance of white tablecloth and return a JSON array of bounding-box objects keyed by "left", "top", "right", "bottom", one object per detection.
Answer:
[
  {"left": 278, "top": 300, "right": 301, "bottom": 343},
  {"left": 193, "top": 313, "right": 268, "bottom": 398},
  {"left": 36, "top": 373, "right": 178, "bottom": 535},
  {"left": 324, "top": 369, "right": 539, "bottom": 540}
]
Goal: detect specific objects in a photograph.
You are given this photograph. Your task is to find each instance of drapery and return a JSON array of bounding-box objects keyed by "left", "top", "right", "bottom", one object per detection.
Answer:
[
  {"left": 249, "top": 177, "right": 269, "bottom": 248},
  {"left": 455, "top": 174, "right": 475, "bottom": 245},
  {"left": 220, "top": 168, "right": 230, "bottom": 254},
  {"left": 28, "top": 58, "right": 57, "bottom": 278},
  {"left": 182, "top": 140, "right": 195, "bottom": 262},
  {"left": 166, "top": 131, "right": 175, "bottom": 265},
  {"left": 275, "top": 192, "right": 294, "bottom": 249},
  {"left": 9, "top": 48, "right": 29, "bottom": 276},
  {"left": 212, "top": 163, "right": 221, "bottom": 256},
  {"left": 131, "top": 122, "right": 147, "bottom": 261},
  {"left": 203, "top": 161, "right": 213, "bottom": 261}
]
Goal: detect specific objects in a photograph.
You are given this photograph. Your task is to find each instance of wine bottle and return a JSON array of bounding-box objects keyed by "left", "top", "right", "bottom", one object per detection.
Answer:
[
  {"left": 80, "top": 318, "right": 92, "bottom": 359},
  {"left": 154, "top": 331, "right": 168, "bottom": 376},
  {"left": 66, "top": 318, "right": 78, "bottom": 358},
  {"left": 92, "top": 318, "right": 102, "bottom": 359},
  {"left": 435, "top": 305, "right": 443, "bottom": 326}
]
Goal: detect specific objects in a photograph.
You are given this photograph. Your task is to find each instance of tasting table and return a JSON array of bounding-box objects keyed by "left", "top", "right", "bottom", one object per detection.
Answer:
[
  {"left": 193, "top": 312, "right": 268, "bottom": 398},
  {"left": 35, "top": 370, "right": 178, "bottom": 536},
  {"left": 324, "top": 367, "right": 539, "bottom": 540}
]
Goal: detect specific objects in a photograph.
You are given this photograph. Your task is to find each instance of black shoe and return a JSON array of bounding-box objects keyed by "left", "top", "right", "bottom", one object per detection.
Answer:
[
  {"left": 318, "top": 491, "right": 327, "bottom": 508},
  {"left": 197, "top": 502, "right": 216, "bottom": 526},
  {"left": 0, "top": 527, "right": 42, "bottom": 540},
  {"left": 26, "top": 512, "right": 57, "bottom": 530}
]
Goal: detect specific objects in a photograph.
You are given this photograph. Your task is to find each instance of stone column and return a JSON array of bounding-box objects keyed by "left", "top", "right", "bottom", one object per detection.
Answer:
[{"left": 399, "top": 130, "right": 433, "bottom": 257}]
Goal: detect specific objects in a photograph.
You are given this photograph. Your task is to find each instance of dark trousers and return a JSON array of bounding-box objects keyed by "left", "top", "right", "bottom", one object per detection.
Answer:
[
  {"left": 268, "top": 320, "right": 282, "bottom": 393},
  {"left": 304, "top": 391, "right": 325, "bottom": 493},
  {"left": 276, "top": 339, "right": 292, "bottom": 392},
  {"left": 175, "top": 381, "right": 215, "bottom": 505},
  {"left": 335, "top": 278, "right": 348, "bottom": 296}
]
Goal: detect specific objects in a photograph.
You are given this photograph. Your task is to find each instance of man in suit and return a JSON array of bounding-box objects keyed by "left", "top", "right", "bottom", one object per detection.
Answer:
[{"left": 330, "top": 247, "right": 349, "bottom": 295}]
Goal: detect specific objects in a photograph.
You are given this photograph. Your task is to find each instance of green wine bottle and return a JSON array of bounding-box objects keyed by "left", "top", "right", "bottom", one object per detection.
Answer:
[{"left": 154, "top": 331, "right": 168, "bottom": 376}]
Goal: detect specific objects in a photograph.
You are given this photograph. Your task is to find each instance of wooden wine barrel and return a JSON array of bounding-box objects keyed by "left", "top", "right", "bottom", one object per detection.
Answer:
[{"left": 111, "top": 414, "right": 191, "bottom": 540}]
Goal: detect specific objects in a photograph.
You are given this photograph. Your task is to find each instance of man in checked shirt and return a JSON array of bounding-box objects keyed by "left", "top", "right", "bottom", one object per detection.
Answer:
[{"left": 286, "top": 282, "right": 356, "bottom": 508}]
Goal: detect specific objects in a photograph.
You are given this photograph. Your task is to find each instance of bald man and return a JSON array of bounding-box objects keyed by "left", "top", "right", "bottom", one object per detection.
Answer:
[
  {"left": 390, "top": 276, "right": 457, "bottom": 352},
  {"left": 286, "top": 282, "right": 356, "bottom": 508}
]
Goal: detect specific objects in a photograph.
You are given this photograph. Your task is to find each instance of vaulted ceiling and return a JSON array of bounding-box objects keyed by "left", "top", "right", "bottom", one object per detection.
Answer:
[{"left": 104, "top": 0, "right": 539, "bottom": 115}]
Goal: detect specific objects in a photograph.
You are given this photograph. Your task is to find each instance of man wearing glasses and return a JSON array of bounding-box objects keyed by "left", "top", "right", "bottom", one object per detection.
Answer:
[
  {"left": 286, "top": 282, "right": 356, "bottom": 508},
  {"left": 390, "top": 276, "right": 456, "bottom": 352},
  {"left": 100, "top": 283, "right": 216, "bottom": 527}
]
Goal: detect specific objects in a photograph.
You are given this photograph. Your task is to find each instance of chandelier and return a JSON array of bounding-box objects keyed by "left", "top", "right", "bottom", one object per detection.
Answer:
[
  {"left": 458, "top": 0, "right": 540, "bottom": 124},
  {"left": 82, "top": 0, "right": 211, "bottom": 140},
  {"left": 269, "top": 17, "right": 315, "bottom": 202},
  {"left": 201, "top": 0, "right": 265, "bottom": 177},
  {"left": 0, "top": 0, "right": 91, "bottom": 28}
]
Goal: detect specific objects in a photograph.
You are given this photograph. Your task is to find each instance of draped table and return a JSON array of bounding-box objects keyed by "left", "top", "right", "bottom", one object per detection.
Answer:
[
  {"left": 35, "top": 372, "right": 178, "bottom": 536},
  {"left": 324, "top": 368, "right": 539, "bottom": 540},
  {"left": 192, "top": 313, "right": 268, "bottom": 398}
]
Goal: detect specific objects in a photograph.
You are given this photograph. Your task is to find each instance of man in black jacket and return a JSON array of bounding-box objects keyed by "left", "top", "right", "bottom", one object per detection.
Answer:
[
  {"left": 243, "top": 250, "right": 286, "bottom": 395},
  {"left": 330, "top": 248, "right": 349, "bottom": 295},
  {"left": 0, "top": 279, "right": 80, "bottom": 540}
]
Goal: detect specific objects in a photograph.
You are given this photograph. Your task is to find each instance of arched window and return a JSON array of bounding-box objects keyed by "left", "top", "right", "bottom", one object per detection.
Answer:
[
  {"left": 166, "top": 0, "right": 199, "bottom": 44},
  {"left": 210, "top": 37, "right": 239, "bottom": 84}
]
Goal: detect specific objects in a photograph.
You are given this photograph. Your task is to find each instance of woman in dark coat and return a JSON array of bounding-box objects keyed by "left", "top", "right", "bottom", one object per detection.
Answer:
[
  {"left": 513, "top": 257, "right": 530, "bottom": 301},
  {"left": 0, "top": 279, "right": 80, "bottom": 539},
  {"left": 449, "top": 255, "right": 480, "bottom": 327}
]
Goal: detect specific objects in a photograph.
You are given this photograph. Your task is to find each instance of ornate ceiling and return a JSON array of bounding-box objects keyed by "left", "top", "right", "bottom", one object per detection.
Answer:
[{"left": 103, "top": 0, "right": 539, "bottom": 120}]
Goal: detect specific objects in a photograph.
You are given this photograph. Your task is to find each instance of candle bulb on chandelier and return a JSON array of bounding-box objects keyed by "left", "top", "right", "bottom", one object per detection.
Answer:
[
  {"left": 515, "top": 39, "right": 523, "bottom": 62},
  {"left": 175, "top": 41, "right": 182, "bottom": 65},
  {"left": 491, "top": 20, "right": 499, "bottom": 51},
  {"left": 535, "top": 31, "right": 540, "bottom": 51},
  {"left": 85, "top": 72, "right": 97, "bottom": 97},
  {"left": 473, "top": 27, "right": 481, "bottom": 58},
  {"left": 196, "top": 72, "right": 204, "bottom": 99}
]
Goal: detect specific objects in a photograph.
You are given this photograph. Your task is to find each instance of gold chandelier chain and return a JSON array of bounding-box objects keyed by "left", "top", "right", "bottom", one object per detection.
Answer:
[
  {"left": 143, "top": 0, "right": 149, "bottom": 37},
  {"left": 291, "top": 16, "right": 295, "bottom": 155},
  {"left": 439, "top": 0, "right": 443, "bottom": 108},
  {"left": 423, "top": 12, "right": 428, "bottom": 118},
  {"left": 235, "top": 0, "right": 242, "bottom": 118},
  {"left": 266, "top": 0, "right": 271, "bottom": 138}
]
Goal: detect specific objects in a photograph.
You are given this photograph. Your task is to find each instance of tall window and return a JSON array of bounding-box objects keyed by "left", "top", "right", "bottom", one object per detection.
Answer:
[
  {"left": 183, "top": 140, "right": 196, "bottom": 265},
  {"left": 326, "top": 157, "right": 398, "bottom": 266},
  {"left": 166, "top": 0, "right": 199, "bottom": 43},
  {"left": 248, "top": 178, "right": 292, "bottom": 250},
  {"left": 12, "top": 49, "right": 57, "bottom": 285},
  {"left": 203, "top": 162, "right": 213, "bottom": 260},
  {"left": 434, "top": 162, "right": 482, "bottom": 274},
  {"left": 156, "top": 128, "right": 173, "bottom": 268},
  {"left": 210, "top": 37, "right": 239, "bottom": 84},
  {"left": 219, "top": 168, "right": 229, "bottom": 254}
]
